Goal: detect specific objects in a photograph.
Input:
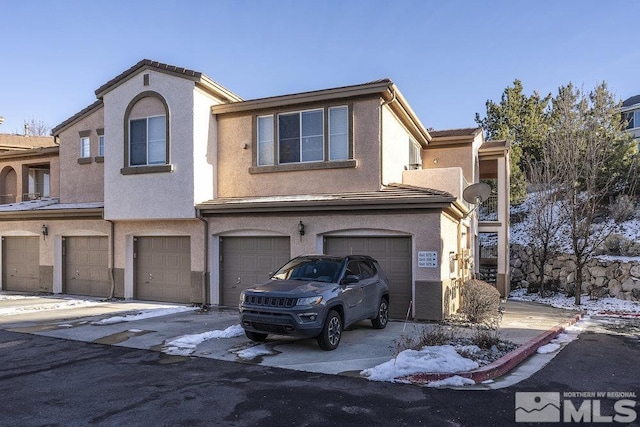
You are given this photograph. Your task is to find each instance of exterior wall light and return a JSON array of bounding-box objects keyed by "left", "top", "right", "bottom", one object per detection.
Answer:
[
  {"left": 298, "top": 221, "right": 305, "bottom": 236},
  {"left": 42, "top": 224, "right": 48, "bottom": 239}
]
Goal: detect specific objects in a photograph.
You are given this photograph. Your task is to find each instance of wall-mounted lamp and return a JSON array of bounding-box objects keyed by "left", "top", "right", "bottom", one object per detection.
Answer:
[
  {"left": 41, "top": 224, "right": 48, "bottom": 239},
  {"left": 298, "top": 221, "right": 305, "bottom": 236}
]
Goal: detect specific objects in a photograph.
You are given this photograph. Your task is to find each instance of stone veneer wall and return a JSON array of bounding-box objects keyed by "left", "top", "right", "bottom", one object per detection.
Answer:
[{"left": 510, "top": 244, "right": 640, "bottom": 301}]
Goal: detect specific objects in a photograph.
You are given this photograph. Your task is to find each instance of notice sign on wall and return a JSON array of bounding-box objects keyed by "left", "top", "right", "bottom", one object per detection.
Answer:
[{"left": 418, "top": 251, "right": 438, "bottom": 268}]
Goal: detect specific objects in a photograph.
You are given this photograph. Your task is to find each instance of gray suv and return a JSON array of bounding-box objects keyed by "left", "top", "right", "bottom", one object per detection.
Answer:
[{"left": 239, "top": 255, "right": 390, "bottom": 350}]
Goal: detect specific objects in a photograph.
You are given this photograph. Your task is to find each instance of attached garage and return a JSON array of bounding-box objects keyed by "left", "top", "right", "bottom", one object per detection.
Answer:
[
  {"left": 324, "top": 236, "right": 412, "bottom": 319},
  {"left": 63, "top": 236, "right": 109, "bottom": 297},
  {"left": 135, "top": 236, "right": 191, "bottom": 303},
  {"left": 2, "top": 236, "right": 40, "bottom": 293},
  {"left": 220, "top": 236, "right": 290, "bottom": 306}
]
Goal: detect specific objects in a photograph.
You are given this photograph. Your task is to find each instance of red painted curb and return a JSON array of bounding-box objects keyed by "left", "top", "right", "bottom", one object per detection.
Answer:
[{"left": 402, "top": 312, "right": 584, "bottom": 385}]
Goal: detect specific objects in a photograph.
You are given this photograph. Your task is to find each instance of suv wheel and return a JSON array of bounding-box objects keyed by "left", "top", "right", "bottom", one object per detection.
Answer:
[
  {"left": 317, "top": 310, "right": 342, "bottom": 351},
  {"left": 245, "top": 330, "right": 268, "bottom": 342},
  {"left": 371, "top": 297, "right": 389, "bottom": 329}
]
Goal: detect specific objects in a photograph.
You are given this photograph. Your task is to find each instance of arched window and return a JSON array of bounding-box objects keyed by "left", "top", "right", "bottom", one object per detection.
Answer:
[{"left": 122, "top": 92, "right": 171, "bottom": 174}]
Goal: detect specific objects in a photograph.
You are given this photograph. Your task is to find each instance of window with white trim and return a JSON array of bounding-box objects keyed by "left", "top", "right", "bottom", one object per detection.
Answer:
[
  {"left": 256, "top": 106, "right": 349, "bottom": 166},
  {"left": 98, "top": 135, "right": 105, "bottom": 156},
  {"left": 80, "top": 137, "right": 90, "bottom": 158},
  {"left": 409, "top": 138, "right": 421, "bottom": 167},
  {"left": 624, "top": 110, "right": 640, "bottom": 130},
  {"left": 129, "top": 115, "right": 166, "bottom": 166}
]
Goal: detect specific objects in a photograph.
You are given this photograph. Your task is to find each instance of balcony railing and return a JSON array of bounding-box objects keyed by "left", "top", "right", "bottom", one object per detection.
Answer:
[{"left": 478, "top": 194, "right": 498, "bottom": 221}]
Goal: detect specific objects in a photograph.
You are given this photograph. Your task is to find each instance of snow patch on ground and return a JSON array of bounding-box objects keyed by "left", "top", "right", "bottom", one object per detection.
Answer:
[
  {"left": 0, "top": 297, "right": 103, "bottom": 316},
  {"left": 509, "top": 288, "right": 640, "bottom": 316},
  {"left": 236, "top": 344, "right": 276, "bottom": 360},
  {"left": 162, "top": 324, "right": 244, "bottom": 356},
  {"left": 92, "top": 306, "right": 196, "bottom": 325},
  {"left": 427, "top": 375, "right": 476, "bottom": 388},
  {"left": 361, "top": 345, "right": 479, "bottom": 382}
]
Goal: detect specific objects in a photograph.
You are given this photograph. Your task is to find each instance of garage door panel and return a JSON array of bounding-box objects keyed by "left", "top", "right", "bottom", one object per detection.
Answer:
[
  {"left": 220, "top": 237, "right": 290, "bottom": 306},
  {"left": 64, "top": 236, "right": 109, "bottom": 298},
  {"left": 3, "top": 237, "right": 40, "bottom": 293},
  {"left": 325, "top": 236, "right": 412, "bottom": 320},
  {"left": 135, "top": 236, "right": 191, "bottom": 303}
]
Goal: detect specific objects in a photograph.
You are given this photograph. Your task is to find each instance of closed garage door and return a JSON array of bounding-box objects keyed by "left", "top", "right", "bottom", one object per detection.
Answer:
[
  {"left": 325, "top": 236, "right": 412, "bottom": 319},
  {"left": 2, "top": 236, "right": 40, "bottom": 292},
  {"left": 135, "top": 236, "right": 191, "bottom": 303},
  {"left": 64, "top": 236, "right": 109, "bottom": 298},
  {"left": 220, "top": 236, "right": 290, "bottom": 306}
]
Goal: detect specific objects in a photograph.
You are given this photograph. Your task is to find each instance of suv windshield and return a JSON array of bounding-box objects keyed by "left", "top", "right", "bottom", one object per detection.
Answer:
[{"left": 272, "top": 258, "right": 343, "bottom": 283}]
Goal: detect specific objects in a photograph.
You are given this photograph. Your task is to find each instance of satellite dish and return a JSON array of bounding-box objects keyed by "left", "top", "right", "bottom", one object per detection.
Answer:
[{"left": 463, "top": 182, "right": 492, "bottom": 204}]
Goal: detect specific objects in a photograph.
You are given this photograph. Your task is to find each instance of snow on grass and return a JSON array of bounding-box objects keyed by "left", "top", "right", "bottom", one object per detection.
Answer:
[
  {"left": 92, "top": 306, "right": 196, "bottom": 325},
  {"left": 0, "top": 296, "right": 103, "bottom": 316},
  {"left": 162, "top": 324, "right": 244, "bottom": 356},
  {"left": 509, "top": 288, "right": 640, "bottom": 316},
  {"left": 361, "top": 345, "right": 479, "bottom": 382}
]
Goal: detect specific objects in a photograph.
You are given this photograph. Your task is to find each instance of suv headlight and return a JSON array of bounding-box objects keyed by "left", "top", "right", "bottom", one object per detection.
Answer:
[
  {"left": 239, "top": 291, "right": 246, "bottom": 304},
  {"left": 296, "top": 296, "right": 323, "bottom": 306}
]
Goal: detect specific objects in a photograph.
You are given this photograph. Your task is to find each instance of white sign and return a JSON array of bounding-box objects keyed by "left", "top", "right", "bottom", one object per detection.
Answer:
[{"left": 418, "top": 251, "right": 438, "bottom": 268}]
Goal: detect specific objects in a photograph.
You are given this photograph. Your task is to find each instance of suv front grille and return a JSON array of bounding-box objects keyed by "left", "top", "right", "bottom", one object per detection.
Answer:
[{"left": 244, "top": 295, "right": 297, "bottom": 308}]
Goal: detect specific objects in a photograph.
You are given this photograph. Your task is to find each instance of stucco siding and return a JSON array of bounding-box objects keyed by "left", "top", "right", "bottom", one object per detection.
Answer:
[
  {"left": 58, "top": 106, "right": 105, "bottom": 203},
  {"left": 215, "top": 98, "right": 382, "bottom": 198},
  {"left": 381, "top": 105, "right": 413, "bottom": 185},
  {"left": 193, "top": 87, "right": 218, "bottom": 204},
  {"left": 103, "top": 70, "right": 197, "bottom": 220}
]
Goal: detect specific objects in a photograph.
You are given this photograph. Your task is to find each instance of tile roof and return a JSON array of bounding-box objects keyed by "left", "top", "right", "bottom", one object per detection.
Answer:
[
  {"left": 622, "top": 95, "right": 640, "bottom": 108},
  {"left": 51, "top": 100, "right": 103, "bottom": 135},
  {"left": 0, "top": 134, "right": 56, "bottom": 150},
  {"left": 429, "top": 127, "right": 482, "bottom": 138},
  {"left": 197, "top": 184, "right": 455, "bottom": 214}
]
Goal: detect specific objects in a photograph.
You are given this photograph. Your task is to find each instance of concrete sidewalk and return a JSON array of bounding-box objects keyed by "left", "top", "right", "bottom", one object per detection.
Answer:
[{"left": 0, "top": 294, "right": 582, "bottom": 383}]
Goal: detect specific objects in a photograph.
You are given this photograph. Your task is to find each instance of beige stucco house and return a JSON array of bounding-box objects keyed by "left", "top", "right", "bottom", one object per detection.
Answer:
[{"left": 0, "top": 59, "right": 510, "bottom": 320}]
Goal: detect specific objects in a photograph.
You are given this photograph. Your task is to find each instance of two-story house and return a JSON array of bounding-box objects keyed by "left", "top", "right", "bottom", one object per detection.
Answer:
[{"left": 0, "top": 59, "right": 510, "bottom": 321}]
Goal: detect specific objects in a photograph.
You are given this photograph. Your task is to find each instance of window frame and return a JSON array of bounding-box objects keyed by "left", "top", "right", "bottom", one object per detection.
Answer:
[
  {"left": 129, "top": 114, "right": 167, "bottom": 166},
  {"left": 251, "top": 103, "right": 354, "bottom": 173},
  {"left": 80, "top": 136, "right": 90, "bottom": 158},
  {"left": 121, "top": 91, "right": 172, "bottom": 175},
  {"left": 409, "top": 138, "right": 422, "bottom": 167},
  {"left": 98, "top": 134, "right": 105, "bottom": 157}
]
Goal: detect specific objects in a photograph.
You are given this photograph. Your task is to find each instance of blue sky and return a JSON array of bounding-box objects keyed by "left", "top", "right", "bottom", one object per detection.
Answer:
[{"left": 0, "top": 0, "right": 638, "bottom": 134}]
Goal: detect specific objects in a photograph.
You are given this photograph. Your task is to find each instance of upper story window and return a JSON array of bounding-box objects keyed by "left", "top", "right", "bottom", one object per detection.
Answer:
[
  {"left": 409, "top": 138, "right": 422, "bottom": 167},
  {"left": 122, "top": 92, "right": 171, "bottom": 174},
  {"left": 624, "top": 110, "right": 640, "bottom": 130},
  {"left": 256, "top": 105, "right": 350, "bottom": 167},
  {"left": 80, "top": 137, "right": 90, "bottom": 158},
  {"left": 98, "top": 134, "right": 105, "bottom": 156},
  {"left": 130, "top": 115, "right": 166, "bottom": 165}
]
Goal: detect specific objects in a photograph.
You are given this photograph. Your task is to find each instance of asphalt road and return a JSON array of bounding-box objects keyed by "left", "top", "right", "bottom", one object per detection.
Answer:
[{"left": 1, "top": 317, "right": 639, "bottom": 427}]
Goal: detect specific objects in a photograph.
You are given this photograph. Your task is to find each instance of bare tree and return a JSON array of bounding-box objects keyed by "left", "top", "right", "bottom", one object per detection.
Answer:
[
  {"left": 524, "top": 156, "right": 563, "bottom": 296},
  {"left": 546, "top": 83, "right": 637, "bottom": 305},
  {"left": 22, "top": 118, "right": 51, "bottom": 136}
]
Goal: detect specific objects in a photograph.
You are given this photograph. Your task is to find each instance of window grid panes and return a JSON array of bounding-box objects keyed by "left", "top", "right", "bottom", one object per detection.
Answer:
[
  {"left": 98, "top": 135, "right": 104, "bottom": 156},
  {"left": 409, "top": 139, "right": 421, "bottom": 166},
  {"left": 80, "top": 137, "right": 90, "bottom": 158}
]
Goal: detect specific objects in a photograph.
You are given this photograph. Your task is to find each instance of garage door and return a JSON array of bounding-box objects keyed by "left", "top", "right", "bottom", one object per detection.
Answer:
[
  {"left": 324, "top": 236, "right": 412, "bottom": 319},
  {"left": 64, "top": 236, "right": 109, "bottom": 297},
  {"left": 220, "top": 237, "right": 290, "bottom": 306},
  {"left": 135, "top": 236, "right": 191, "bottom": 303},
  {"left": 2, "top": 236, "right": 40, "bottom": 292}
]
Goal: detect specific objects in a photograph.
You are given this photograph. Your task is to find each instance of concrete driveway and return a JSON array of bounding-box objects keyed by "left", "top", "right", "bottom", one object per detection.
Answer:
[{"left": 0, "top": 293, "right": 580, "bottom": 378}]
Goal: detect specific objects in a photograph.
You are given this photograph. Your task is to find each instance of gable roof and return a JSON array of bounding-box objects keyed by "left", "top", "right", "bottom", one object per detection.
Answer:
[
  {"left": 94, "top": 59, "right": 242, "bottom": 102},
  {"left": 622, "top": 95, "right": 640, "bottom": 108},
  {"left": 51, "top": 100, "right": 103, "bottom": 136},
  {"left": 429, "top": 127, "right": 483, "bottom": 139}
]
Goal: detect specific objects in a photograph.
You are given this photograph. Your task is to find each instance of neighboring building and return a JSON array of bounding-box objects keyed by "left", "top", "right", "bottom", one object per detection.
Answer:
[
  {"left": 622, "top": 94, "right": 640, "bottom": 141},
  {"left": 0, "top": 59, "right": 510, "bottom": 321}
]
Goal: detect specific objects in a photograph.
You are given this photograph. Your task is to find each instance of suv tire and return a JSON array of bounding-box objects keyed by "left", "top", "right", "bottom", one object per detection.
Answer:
[
  {"left": 245, "top": 330, "right": 268, "bottom": 342},
  {"left": 371, "top": 297, "right": 389, "bottom": 329},
  {"left": 317, "top": 310, "right": 342, "bottom": 351}
]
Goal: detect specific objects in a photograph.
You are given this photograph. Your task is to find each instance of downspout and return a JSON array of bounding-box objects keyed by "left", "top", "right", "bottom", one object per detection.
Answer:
[
  {"left": 196, "top": 209, "right": 209, "bottom": 310},
  {"left": 105, "top": 219, "right": 116, "bottom": 300}
]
